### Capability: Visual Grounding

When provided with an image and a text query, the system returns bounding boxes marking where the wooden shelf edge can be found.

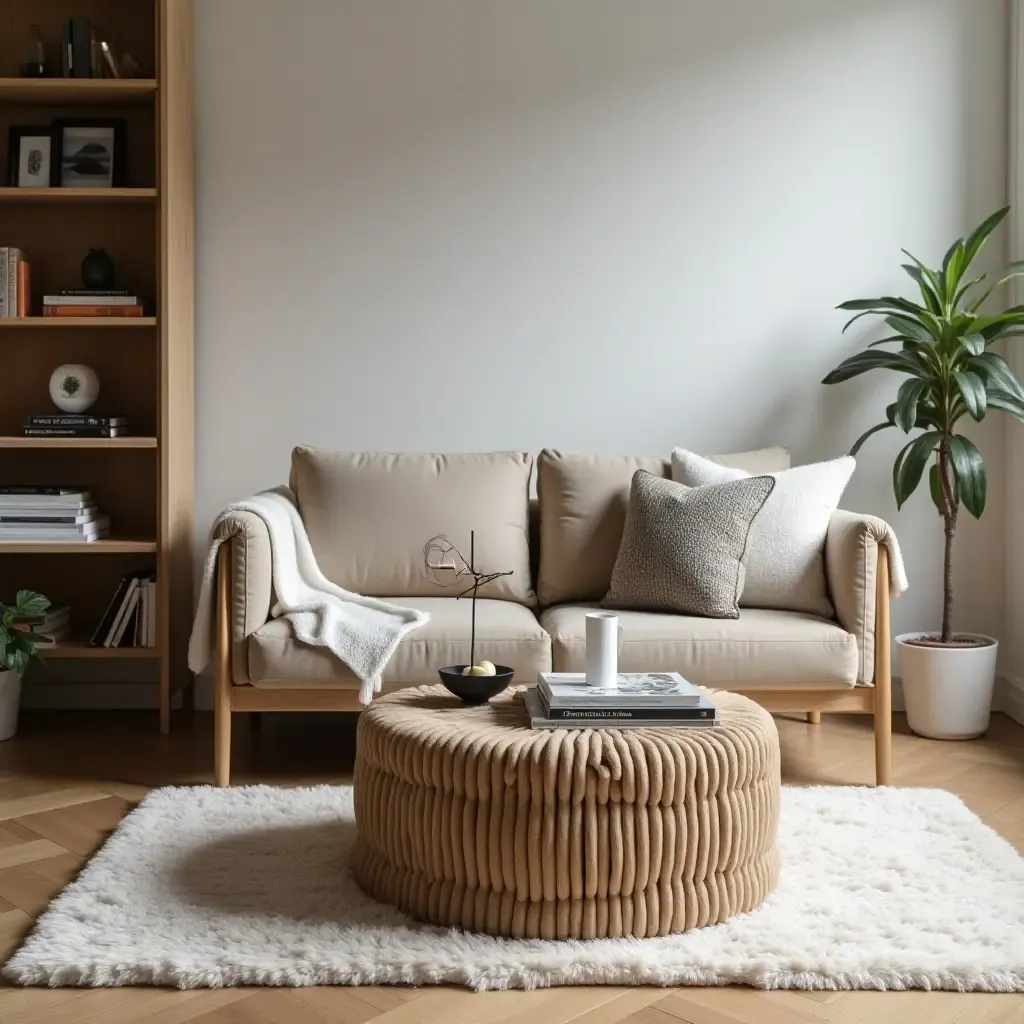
[0,539,157,554]
[41,642,162,660]
[0,78,157,103]
[0,437,157,449]
[0,188,157,202]
[0,317,157,328]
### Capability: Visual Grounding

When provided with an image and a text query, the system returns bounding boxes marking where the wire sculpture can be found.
[423,530,513,668]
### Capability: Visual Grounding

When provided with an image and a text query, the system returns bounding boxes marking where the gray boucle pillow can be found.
[603,470,775,618]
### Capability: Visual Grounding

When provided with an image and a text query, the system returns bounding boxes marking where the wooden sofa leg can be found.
[874,547,893,786]
[807,711,821,725]
[214,547,232,787]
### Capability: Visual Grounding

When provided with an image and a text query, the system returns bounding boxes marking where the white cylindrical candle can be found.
[585,612,619,688]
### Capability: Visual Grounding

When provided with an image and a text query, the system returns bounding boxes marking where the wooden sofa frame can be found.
[213,546,892,787]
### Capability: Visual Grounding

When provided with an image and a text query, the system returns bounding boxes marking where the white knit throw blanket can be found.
[188,488,429,705]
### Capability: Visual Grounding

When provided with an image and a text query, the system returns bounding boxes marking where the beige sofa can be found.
[211,446,894,785]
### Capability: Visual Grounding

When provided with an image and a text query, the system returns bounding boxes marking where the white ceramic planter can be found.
[897,633,998,740]
[0,670,22,742]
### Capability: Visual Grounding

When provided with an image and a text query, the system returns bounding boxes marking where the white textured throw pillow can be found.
[671,449,855,616]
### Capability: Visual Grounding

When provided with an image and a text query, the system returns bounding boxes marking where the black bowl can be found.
[438,665,515,704]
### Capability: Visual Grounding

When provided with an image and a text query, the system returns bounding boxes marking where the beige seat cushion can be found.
[536,448,790,607]
[247,597,551,687]
[291,448,535,604]
[540,604,858,688]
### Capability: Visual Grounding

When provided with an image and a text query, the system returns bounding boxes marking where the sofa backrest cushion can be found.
[536,447,791,607]
[291,447,536,604]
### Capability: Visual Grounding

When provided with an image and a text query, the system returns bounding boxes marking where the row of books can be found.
[90,571,157,648]
[22,416,129,439]
[43,291,146,318]
[0,487,109,541]
[525,672,718,730]
[0,249,31,317]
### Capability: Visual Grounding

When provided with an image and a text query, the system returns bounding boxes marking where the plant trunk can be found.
[938,442,957,643]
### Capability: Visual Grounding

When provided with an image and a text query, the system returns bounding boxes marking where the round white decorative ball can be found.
[49,364,100,413]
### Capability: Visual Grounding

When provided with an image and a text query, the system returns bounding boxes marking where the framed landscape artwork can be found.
[52,119,127,188]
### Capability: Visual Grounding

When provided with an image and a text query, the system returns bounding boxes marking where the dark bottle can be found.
[20,25,47,78]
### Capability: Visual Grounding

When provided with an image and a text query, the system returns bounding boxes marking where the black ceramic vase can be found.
[81,249,115,289]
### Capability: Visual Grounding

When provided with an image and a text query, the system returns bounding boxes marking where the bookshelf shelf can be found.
[0,437,158,449]
[0,539,157,555]
[43,640,162,660]
[0,317,158,328]
[0,78,157,105]
[0,188,157,203]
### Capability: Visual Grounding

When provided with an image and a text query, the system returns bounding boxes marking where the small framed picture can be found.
[53,119,127,188]
[7,126,55,188]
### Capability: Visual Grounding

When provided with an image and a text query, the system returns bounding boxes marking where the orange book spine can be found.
[42,305,145,317]
[16,261,30,317]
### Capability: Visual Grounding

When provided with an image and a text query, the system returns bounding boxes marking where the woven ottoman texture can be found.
[353,685,780,939]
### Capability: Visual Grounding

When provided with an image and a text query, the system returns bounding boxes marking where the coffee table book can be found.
[538,670,702,708]
[525,689,718,730]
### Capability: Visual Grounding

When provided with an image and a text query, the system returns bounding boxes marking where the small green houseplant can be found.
[0,590,52,742]
[823,206,1022,738]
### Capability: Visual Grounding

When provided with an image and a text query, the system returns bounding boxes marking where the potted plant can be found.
[823,206,1024,739]
[0,590,51,741]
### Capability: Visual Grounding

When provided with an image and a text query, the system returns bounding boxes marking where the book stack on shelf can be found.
[22,604,71,647]
[0,249,31,318]
[22,415,128,439]
[0,487,110,542]
[90,570,157,649]
[43,291,145,318]
[525,671,718,730]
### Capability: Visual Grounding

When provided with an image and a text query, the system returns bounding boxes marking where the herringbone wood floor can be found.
[0,709,1020,1024]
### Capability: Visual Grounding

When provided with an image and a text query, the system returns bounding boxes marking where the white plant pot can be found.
[0,670,22,742]
[897,633,998,740]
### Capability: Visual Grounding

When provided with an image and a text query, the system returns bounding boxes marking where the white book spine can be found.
[0,249,8,317]
[105,580,139,647]
[148,580,157,647]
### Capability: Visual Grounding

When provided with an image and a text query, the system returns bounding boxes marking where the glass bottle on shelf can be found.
[20,25,47,78]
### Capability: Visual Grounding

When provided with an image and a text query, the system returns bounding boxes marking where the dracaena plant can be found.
[823,206,1024,644]
[0,590,51,675]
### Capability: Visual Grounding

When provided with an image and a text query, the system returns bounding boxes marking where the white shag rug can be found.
[5,785,1023,993]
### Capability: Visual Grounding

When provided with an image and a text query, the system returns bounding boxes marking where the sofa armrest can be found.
[825,510,896,683]
[212,510,272,683]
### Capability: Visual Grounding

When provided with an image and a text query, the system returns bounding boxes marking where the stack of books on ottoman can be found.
[526,671,717,729]
[0,487,110,542]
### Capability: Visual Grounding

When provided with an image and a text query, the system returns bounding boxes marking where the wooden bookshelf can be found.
[0,1,194,731]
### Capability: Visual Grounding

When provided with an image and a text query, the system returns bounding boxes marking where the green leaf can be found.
[884,314,938,343]
[988,389,1024,422]
[850,421,893,456]
[952,370,987,420]
[941,239,967,299]
[958,333,986,356]
[948,435,986,517]
[7,647,28,675]
[962,206,1009,269]
[893,431,941,509]
[928,463,947,516]
[969,352,1024,400]
[14,590,49,617]
[894,378,928,433]
[901,263,942,313]
[822,350,919,386]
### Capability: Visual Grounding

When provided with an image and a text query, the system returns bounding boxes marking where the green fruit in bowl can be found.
[477,660,497,676]
[462,665,490,677]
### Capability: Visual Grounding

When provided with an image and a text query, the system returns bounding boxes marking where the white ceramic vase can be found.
[0,670,22,742]
[49,364,100,413]
[897,633,998,740]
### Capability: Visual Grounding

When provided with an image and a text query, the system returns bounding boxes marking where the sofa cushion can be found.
[291,448,535,604]
[537,448,791,607]
[540,603,858,688]
[604,471,775,618]
[247,597,551,687]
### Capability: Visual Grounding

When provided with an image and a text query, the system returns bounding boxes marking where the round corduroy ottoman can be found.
[352,685,780,939]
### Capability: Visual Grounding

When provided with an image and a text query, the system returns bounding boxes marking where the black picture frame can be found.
[6,126,56,188]
[52,118,127,188]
